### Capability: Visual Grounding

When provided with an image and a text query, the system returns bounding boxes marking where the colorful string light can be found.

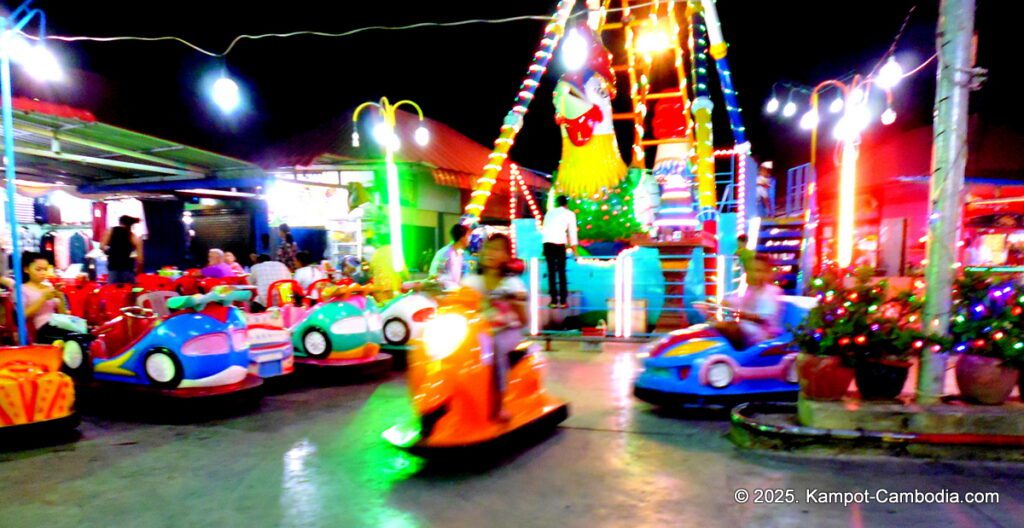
[463,0,576,221]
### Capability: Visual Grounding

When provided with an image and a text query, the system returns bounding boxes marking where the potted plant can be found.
[950,272,1022,405]
[852,281,940,400]
[793,267,855,401]
[796,267,938,401]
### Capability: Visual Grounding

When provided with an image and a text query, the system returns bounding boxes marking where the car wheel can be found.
[302,328,332,359]
[143,348,184,389]
[383,318,410,346]
[60,339,91,379]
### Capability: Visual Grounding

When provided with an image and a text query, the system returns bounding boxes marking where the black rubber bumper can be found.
[633,386,798,410]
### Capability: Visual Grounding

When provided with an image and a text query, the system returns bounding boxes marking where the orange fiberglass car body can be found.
[0,345,77,432]
[384,288,568,454]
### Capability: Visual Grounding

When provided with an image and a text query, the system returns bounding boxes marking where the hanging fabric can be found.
[69,232,88,265]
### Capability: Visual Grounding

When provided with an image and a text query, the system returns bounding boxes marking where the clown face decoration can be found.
[552,26,627,199]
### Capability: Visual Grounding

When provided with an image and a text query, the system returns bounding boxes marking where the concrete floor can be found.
[2,343,1023,528]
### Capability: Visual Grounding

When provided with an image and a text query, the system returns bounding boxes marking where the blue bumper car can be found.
[633,296,815,409]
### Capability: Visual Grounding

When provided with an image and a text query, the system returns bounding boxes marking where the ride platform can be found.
[730,398,1024,461]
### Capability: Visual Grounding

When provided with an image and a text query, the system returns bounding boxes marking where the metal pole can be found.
[0,24,29,345]
[919,0,975,404]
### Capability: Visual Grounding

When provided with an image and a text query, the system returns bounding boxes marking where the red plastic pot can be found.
[797,353,854,401]
[955,354,1019,405]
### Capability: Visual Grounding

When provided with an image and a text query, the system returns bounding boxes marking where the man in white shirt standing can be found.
[541,195,578,309]
[428,223,470,290]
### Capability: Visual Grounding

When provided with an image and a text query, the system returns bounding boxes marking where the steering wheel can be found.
[120,306,156,319]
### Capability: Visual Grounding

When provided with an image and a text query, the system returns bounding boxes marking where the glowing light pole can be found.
[351,98,429,273]
[800,73,898,268]
[1,0,62,344]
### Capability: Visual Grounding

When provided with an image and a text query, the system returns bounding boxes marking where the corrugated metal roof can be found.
[5,97,265,190]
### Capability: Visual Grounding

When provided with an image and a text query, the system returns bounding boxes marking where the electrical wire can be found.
[869,5,919,76]
[19,0,667,58]
[25,14,553,57]
[774,4,932,101]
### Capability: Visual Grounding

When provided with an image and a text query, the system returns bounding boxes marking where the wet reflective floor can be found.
[2,343,1023,528]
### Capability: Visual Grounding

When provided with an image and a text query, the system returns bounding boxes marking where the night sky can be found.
[12,1,1024,177]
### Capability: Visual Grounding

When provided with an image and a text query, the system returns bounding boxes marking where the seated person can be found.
[341,256,369,285]
[293,251,326,292]
[224,251,245,275]
[201,249,235,278]
[712,254,783,350]
[247,254,293,311]
[461,234,526,422]
[0,252,73,343]
[428,224,470,291]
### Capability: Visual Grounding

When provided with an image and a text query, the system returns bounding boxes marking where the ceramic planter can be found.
[797,353,854,401]
[854,359,911,400]
[955,354,1019,405]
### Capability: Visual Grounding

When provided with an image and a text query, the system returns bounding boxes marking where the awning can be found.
[3,97,266,193]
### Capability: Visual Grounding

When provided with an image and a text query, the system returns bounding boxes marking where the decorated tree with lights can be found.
[950,272,1024,368]
[794,267,944,366]
[554,169,646,241]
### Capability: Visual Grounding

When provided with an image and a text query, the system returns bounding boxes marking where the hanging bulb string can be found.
[771,4,927,103]
[18,0,669,58]
[868,5,918,77]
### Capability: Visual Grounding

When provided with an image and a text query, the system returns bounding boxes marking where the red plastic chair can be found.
[136,273,175,293]
[86,283,141,326]
[0,292,16,345]
[198,277,232,294]
[137,291,179,318]
[223,275,248,286]
[62,281,100,319]
[267,280,304,308]
[174,275,201,296]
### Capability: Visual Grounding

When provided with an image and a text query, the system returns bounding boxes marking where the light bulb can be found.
[211,76,241,113]
[372,122,391,145]
[562,29,588,71]
[829,96,844,114]
[765,97,780,114]
[636,27,671,54]
[834,106,871,141]
[799,109,819,130]
[881,107,897,125]
[22,45,63,82]
[782,101,797,118]
[351,132,360,148]
[876,57,903,89]
[414,125,430,146]
[849,87,866,105]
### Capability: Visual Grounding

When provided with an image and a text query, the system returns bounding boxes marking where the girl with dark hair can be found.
[461,233,527,421]
[0,252,74,342]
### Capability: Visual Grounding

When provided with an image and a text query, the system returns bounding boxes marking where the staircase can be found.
[756,217,805,294]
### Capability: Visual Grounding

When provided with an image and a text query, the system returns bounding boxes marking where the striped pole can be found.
[700,0,747,146]
[463,0,578,221]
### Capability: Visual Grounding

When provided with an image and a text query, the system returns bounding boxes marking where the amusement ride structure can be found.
[462,0,770,335]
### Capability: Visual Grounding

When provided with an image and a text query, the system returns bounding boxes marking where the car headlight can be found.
[423,314,468,361]
[706,362,734,389]
[331,316,368,335]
